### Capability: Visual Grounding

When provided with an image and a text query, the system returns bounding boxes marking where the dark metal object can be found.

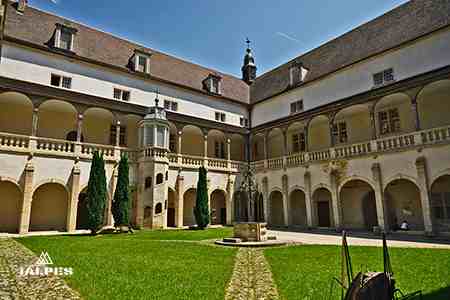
[329,232,422,300]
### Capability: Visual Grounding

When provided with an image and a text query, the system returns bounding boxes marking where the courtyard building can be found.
[0,0,449,237]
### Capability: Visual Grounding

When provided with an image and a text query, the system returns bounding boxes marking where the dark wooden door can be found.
[317,201,331,227]
[167,208,175,227]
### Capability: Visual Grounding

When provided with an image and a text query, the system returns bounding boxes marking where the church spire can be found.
[242,38,257,85]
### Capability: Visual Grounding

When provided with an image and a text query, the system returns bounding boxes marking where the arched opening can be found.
[251,133,265,161]
[76,187,89,230]
[267,128,283,158]
[417,80,450,129]
[119,114,141,148]
[233,191,248,222]
[30,183,69,231]
[269,190,284,226]
[208,129,227,159]
[312,188,333,227]
[83,107,114,145]
[340,180,378,230]
[430,175,450,233]
[308,115,331,151]
[385,179,424,231]
[230,134,245,161]
[287,122,307,154]
[210,189,226,225]
[156,173,164,185]
[0,181,21,233]
[333,104,371,145]
[183,188,196,226]
[0,92,33,135]
[289,189,307,227]
[155,203,163,214]
[37,100,77,140]
[167,188,177,227]
[375,93,414,137]
[181,125,203,157]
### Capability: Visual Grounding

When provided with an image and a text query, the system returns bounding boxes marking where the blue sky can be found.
[30,0,409,78]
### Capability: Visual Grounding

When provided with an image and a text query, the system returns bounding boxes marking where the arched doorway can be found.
[76,188,89,230]
[167,188,176,227]
[233,191,248,222]
[269,190,284,227]
[430,175,450,233]
[289,189,307,227]
[313,188,333,228]
[30,183,69,231]
[183,188,196,226]
[340,180,378,230]
[385,179,424,231]
[0,181,22,233]
[210,189,226,225]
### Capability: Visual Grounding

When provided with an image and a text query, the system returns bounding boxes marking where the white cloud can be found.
[276,32,300,43]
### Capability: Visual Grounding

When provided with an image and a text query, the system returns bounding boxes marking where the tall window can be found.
[214,141,226,159]
[332,122,348,144]
[59,29,73,51]
[378,108,400,135]
[290,100,304,115]
[291,132,306,153]
[110,125,126,146]
[373,68,395,86]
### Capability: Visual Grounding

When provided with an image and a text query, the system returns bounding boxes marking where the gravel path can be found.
[0,238,81,300]
[225,248,279,300]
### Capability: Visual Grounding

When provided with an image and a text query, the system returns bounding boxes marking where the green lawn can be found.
[265,245,450,300]
[17,228,235,300]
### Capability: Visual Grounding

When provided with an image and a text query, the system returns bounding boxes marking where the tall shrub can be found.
[112,155,130,227]
[86,151,107,234]
[194,166,209,229]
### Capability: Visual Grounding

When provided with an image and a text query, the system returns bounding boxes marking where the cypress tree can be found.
[86,151,107,234]
[112,155,130,228]
[194,166,209,229]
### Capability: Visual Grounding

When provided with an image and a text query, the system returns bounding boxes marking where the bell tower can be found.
[137,94,170,228]
[241,38,257,84]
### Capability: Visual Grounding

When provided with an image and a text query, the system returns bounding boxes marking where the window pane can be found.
[290,103,296,114]
[51,74,61,87]
[157,126,164,147]
[373,72,383,85]
[221,113,226,122]
[62,77,72,89]
[122,91,130,101]
[384,68,394,82]
[60,30,72,50]
[215,112,220,121]
[138,56,147,72]
[164,100,171,110]
[171,102,178,111]
[114,89,122,99]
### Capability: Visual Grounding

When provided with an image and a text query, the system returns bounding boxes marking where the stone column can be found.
[262,177,269,222]
[371,163,387,231]
[177,130,183,165]
[226,177,234,225]
[134,163,145,228]
[76,114,84,142]
[176,174,184,228]
[330,171,341,230]
[115,120,121,147]
[304,171,313,228]
[107,167,118,227]
[203,133,208,168]
[411,99,421,131]
[416,157,433,234]
[263,132,268,160]
[282,128,288,156]
[226,137,231,161]
[303,126,309,152]
[31,108,39,136]
[282,174,289,227]
[369,102,377,140]
[19,161,35,234]
[67,164,81,232]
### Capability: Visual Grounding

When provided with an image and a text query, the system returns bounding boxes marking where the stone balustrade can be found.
[253,124,450,172]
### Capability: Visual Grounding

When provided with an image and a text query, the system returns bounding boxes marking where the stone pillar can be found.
[416,157,433,234]
[330,171,341,230]
[19,161,35,234]
[282,128,288,156]
[176,174,184,228]
[304,126,309,152]
[134,163,145,228]
[107,167,118,227]
[76,114,84,142]
[226,177,234,225]
[304,171,313,228]
[329,121,335,147]
[177,130,183,165]
[226,138,231,161]
[411,99,421,131]
[203,133,208,168]
[282,174,289,227]
[31,108,39,136]
[67,164,81,232]
[369,102,377,140]
[371,163,387,231]
[263,132,268,160]
[262,177,269,222]
[115,120,121,147]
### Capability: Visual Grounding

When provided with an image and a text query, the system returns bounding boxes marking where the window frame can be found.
[54,24,77,52]
[113,88,131,101]
[378,107,401,135]
[50,74,72,89]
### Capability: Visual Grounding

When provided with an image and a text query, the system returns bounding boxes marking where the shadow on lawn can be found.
[422,286,450,300]
[269,227,450,245]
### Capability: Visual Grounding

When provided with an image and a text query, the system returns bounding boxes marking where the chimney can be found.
[17,0,28,13]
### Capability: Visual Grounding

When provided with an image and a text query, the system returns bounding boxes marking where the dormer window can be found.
[54,24,77,52]
[289,63,309,86]
[204,74,222,95]
[132,51,151,74]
